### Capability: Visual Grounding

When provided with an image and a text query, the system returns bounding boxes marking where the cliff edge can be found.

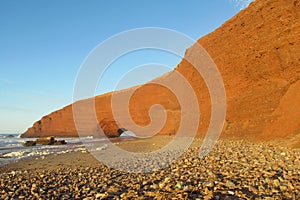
[21,0,300,147]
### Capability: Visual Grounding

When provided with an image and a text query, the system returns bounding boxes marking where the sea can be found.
[0,132,137,166]
[0,133,106,166]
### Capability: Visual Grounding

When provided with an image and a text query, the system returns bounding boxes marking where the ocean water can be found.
[0,134,106,166]
[0,132,139,166]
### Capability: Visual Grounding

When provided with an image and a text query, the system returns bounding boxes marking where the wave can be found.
[0,134,19,139]
[0,137,106,166]
[119,131,137,138]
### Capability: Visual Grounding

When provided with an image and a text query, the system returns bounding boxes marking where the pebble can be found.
[228,190,235,195]
[225,180,236,188]
[204,182,214,188]
[176,183,182,189]
[0,140,299,199]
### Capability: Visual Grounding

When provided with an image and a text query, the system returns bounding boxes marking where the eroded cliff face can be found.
[22,0,300,146]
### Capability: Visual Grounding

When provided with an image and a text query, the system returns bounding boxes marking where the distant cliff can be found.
[21,0,300,147]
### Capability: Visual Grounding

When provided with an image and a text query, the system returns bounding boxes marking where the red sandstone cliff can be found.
[21,0,300,146]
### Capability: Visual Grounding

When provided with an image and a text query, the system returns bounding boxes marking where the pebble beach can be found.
[0,136,299,199]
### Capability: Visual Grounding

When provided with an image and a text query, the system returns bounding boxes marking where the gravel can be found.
[0,139,299,199]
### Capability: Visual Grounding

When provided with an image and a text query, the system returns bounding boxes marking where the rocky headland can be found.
[21,0,300,149]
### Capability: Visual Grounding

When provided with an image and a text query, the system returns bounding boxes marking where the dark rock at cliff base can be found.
[23,137,67,146]
[117,128,128,135]
[24,141,36,147]
[36,137,55,145]
[54,140,67,145]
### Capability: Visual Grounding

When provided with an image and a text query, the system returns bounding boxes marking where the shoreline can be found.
[1,135,299,172]
[0,136,299,199]
[0,135,174,172]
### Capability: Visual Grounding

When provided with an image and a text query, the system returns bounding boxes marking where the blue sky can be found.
[0,0,252,134]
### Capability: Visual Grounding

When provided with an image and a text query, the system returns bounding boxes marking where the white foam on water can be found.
[120,131,137,138]
[0,136,105,166]
[2,151,25,158]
